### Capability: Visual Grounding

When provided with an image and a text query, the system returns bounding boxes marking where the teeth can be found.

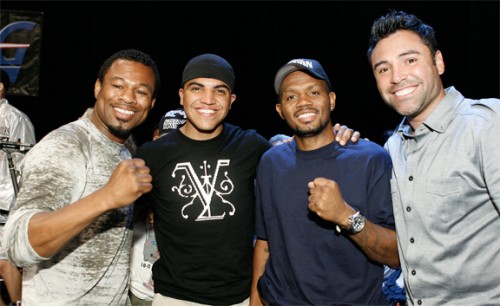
[298,112,315,119]
[115,108,134,115]
[199,109,215,114]
[395,87,414,97]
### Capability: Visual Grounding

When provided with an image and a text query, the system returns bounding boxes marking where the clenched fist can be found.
[102,158,153,209]
[307,177,355,228]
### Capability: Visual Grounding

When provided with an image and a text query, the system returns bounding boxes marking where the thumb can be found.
[311,177,329,186]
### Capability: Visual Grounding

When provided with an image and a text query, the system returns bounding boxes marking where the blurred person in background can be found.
[0,69,36,305]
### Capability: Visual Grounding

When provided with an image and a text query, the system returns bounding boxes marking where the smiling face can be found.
[178,77,236,140]
[92,59,156,143]
[276,71,335,143]
[370,30,445,128]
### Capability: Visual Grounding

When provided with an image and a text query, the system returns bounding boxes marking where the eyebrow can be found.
[108,76,153,90]
[187,81,230,91]
[373,49,421,71]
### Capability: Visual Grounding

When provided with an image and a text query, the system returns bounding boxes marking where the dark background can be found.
[2,1,499,146]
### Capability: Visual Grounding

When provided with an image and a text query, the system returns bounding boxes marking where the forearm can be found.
[349,220,399,268]
[28,189,114,258]
[26,158,150,258]
[250,239,269,306]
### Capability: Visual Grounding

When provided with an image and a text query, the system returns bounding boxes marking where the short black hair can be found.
[367,10,439,64]
[97,49,161,98]
[0,69,10,92]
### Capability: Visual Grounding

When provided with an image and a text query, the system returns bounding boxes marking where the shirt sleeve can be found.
[480,99,500,211]
[254,158,268,241]
[4,129,87,266]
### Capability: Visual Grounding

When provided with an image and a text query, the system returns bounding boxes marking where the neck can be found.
[179,122,223,141]
[295,127,336,151]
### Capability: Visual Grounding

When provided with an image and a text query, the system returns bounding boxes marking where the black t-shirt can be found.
[136,123,271,304]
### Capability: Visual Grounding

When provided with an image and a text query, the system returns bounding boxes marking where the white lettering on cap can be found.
[288,59,313,68]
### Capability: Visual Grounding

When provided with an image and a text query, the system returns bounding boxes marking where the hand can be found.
[307,177,355,227]
[102,158,152,209]
[333,123,361,145]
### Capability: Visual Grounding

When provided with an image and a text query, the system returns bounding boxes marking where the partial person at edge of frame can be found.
[0,68,36,306]
[367,9,500,306]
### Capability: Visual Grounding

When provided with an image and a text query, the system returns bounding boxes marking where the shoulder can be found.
[263,140,292,155]
[447,87,500,120]
[469,98,500,118]
[223,123,272,148]
[44,120,91,144]
[463,98,500,144]
[138,138,160,150]
[137,131,175,154]
[453,97,500,137]
[27,120,92,161]
[223,122,258,137]
[349,138,389,154]
[343,139,392,166]
[1,101,32,121]
[259,141,294,168]
[21,121,93,179]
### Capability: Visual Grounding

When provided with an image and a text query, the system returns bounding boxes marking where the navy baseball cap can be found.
[274,58,331,94]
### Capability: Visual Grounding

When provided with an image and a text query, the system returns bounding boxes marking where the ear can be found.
[94,80,101,99]
[275,103,285,120]
[150,98,156,110]
[228,94,237,110]
[329,92,336,111]
[179,88,184,106]
[435,50,445,75]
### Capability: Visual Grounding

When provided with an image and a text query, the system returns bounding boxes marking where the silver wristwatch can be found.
[347,211,365,234]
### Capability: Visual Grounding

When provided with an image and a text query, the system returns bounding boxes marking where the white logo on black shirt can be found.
[172,160,235,221]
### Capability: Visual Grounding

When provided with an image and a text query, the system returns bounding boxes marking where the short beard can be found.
[108,124,131,141]
[292,119,329,138]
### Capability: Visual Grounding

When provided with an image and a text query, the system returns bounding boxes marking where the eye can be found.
[407,57,418,64]
[377,67,389,74]
[112,84,123,89]
[190,86,201,92]
[285,94,297,101]
[136,90,149,96]
[214,86,231,96]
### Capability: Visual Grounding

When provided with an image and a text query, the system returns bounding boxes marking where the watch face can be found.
[353,215,365,232]
[349,212,365,234]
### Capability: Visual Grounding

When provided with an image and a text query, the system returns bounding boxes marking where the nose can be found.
[390,65,408,84]
[297,94,313,107]
[119,87,136,104]
[200,89,216,104]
